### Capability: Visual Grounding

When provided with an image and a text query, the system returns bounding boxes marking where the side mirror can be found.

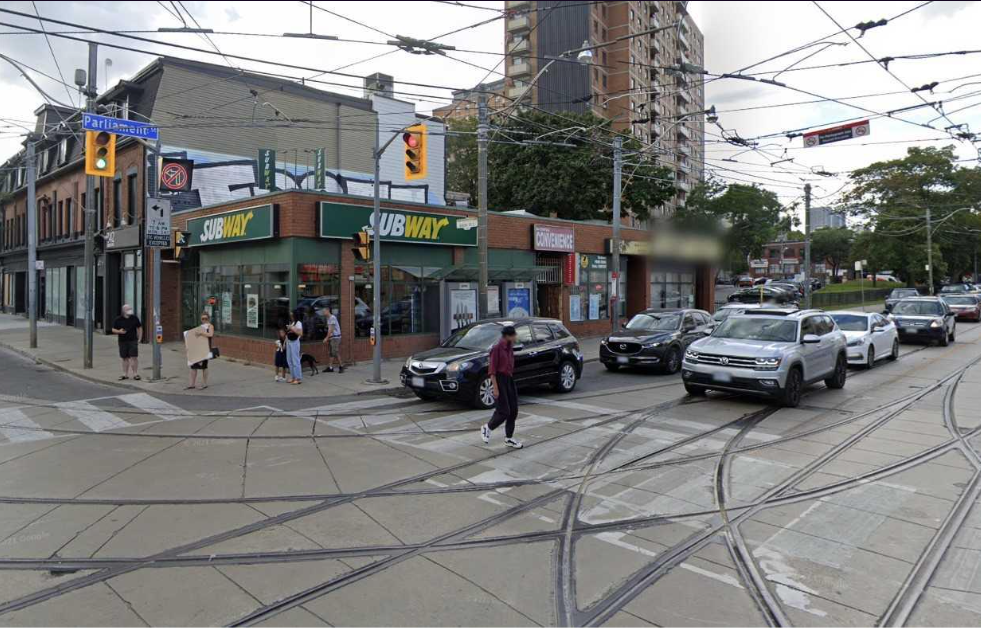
[683,325,696,333]
[801,334,821,344]
[621,321,627,329]
[513,344,525,351]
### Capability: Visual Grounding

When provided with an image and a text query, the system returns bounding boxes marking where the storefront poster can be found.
[246,294,259,329]
[187,204,276,246]
[487,285,500,316]
[507,288,531,318]
[221,292,232,325]
[450,289,477,331]
[589,293,600,320]
[319,202,477,246]
[570,294,582,322]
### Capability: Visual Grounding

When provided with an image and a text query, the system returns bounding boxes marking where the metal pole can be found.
[149,137,161,381]
[370,129,384,383]
[926,205,934,295]
[83,42,97,369]
[803,183,812,309]
[612,136,622,330]
[26,135,37,349]
[477,96,489,319]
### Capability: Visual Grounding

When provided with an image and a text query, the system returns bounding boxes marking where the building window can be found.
[184,262,292,341]
[112,178,121,227]
[126,173,137,226]
[65,198,73,236]
[57,139,68,165]
[651,267,695,309]
[296,263,340,341]
[122,251,143,321]
[57,200,63,238]
[354,266,441,337]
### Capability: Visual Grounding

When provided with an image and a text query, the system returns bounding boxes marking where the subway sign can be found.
[319,202,476,246]
[186,204,276,247]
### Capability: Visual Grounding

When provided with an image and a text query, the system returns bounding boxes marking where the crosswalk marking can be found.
[0,408,53,443]
[54,400,130,432]
[117,392,190,420]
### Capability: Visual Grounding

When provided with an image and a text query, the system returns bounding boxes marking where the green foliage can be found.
[811,227,853,280]
[443,110,676,221]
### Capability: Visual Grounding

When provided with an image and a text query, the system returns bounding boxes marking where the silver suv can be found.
[682,308,848,407]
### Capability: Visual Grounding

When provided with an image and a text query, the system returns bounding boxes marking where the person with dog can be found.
[322,305,344,373]
[285,309,304,385]
[187,311,214,390]
[480,325,523,449]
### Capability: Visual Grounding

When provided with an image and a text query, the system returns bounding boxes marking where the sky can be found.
[1,0,980,218]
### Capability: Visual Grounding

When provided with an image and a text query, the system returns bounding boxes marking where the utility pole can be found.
[803,183,812,309]
[926,205,934,295]
[82,43,97,369]
[369,128,384,384]
[477,95,489,319]
[26,135,37,349]
[611,136,622,330]
[149,137,162,381]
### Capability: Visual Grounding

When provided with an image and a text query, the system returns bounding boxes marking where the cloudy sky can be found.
[1,1,979,214]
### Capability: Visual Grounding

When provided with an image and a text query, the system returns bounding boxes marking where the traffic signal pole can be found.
[149,137,162,381]
[83,42,97,369]
[26,135,37,349]
[477,96,489,319]
[804,183,812,310]
[611,137,622,331]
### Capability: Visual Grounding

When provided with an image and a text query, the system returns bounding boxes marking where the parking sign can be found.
[145,198,172,248]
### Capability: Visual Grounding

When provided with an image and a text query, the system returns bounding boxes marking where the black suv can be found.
[600,308,713,373]
[400,318,584,409]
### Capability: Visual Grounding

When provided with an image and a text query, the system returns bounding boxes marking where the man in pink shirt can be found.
[481,325,523,449]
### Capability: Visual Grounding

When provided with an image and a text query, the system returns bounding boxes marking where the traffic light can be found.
[403,124,427,180]
[173,230,191,261]
[352,230,371,262]
[84,131,116,177]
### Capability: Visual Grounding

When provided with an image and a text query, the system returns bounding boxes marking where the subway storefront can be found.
[166,191,716,364]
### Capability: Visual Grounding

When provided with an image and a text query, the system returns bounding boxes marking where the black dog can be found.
[301,353,319,376]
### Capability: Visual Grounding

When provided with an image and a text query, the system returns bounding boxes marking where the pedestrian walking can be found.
[187,312,214,390]
[111,304,142,381]
[285,309,304,385]
[322,305,344,373]
[480,325,523,449]
[274,327,289,382]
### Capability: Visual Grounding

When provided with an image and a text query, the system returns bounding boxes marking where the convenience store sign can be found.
[187,204,275,246]
[319,202,476,247]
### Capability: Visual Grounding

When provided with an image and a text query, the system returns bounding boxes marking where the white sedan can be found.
[830,311,899,369]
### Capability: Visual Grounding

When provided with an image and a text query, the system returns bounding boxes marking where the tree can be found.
[443,110,676,221]
[811,227,853,283]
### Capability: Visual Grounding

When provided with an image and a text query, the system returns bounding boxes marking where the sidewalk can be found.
[0,313,603,398]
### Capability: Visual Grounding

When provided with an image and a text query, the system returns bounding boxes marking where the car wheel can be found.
[554,361,578,393]
[604,363,620,372]
[865,345,875,370]
[684,382,706,396]
[950,324,956,343]
[413,390,437,401]
[473,375,496,410]
[825,354,847,389]
[940,330,949,347]
[781,368,802,408]
[889,339,899,361]
[663,346,682,375]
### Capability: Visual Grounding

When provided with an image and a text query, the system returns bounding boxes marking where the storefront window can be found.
[184,262,291,340]
[296,263,340,341]
[354,266,440,338]
[575,255,610,320]
[651,266,696,310]
[122,251,142,321]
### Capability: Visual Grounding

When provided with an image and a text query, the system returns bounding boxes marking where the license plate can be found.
[712,371,733,383]
[905,328,918,334]
[616,357,629,364]
[411,377,425,388]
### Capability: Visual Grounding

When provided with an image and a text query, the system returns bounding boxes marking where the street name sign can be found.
[81,113,159,141]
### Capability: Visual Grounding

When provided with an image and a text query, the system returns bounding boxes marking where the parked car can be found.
[830,312,899,369]
[600,309,713,373]
[888,297,956,346]
[681,308,848,407]
[728,286,799,306]
[884,288,920,313]
[940,283,974,295]
[735,276,754,288]
[712,302,794,325]
[770,281,805,298]
[753,277,768,286]
[940,294,981,321]
[400,318,583,409]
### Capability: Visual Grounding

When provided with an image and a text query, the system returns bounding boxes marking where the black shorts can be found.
[118,340,139,359]
[275,351,288,368]
[191,360,209,370]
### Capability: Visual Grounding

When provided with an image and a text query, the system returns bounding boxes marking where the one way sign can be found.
[145,198,172,248]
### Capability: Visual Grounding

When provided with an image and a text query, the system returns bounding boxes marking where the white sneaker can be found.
[480,424,491,444]
[504,437,523,449]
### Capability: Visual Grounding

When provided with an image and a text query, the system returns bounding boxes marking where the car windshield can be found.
[944,296,977,305]
[892,301,943,316]
[831,314,868,331]
[625,313,681,331]
[441,324,502,350]
[941,285,968,293]
[713,308,743,322]
[890,289,918,298]
[713,317,798,342]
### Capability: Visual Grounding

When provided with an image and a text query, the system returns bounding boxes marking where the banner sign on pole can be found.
[803,120,870,148]
[314,148,326,189]
[258,149,277,190]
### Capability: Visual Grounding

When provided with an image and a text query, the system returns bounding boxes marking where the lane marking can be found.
[54,401,129,432]
[0,409,54,443]
[116,393,190,421]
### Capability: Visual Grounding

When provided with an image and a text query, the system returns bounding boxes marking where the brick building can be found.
[163,190,717,365]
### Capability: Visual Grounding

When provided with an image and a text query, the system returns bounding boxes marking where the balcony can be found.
[676,90,692,105]
[678,144,692,156]
[675,178,691,192]
[510,61,532,77]
[679,29,690,50]
[507,15,530,31]
[507,83,529,99]
[676,124,691,139]
[506,0,529,7]
[511,38,529,54]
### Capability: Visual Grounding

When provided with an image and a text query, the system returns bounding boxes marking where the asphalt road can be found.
[3,328,981,626]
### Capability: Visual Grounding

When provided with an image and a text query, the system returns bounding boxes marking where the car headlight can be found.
[847,337,867,347]
[600,339,608,346]
[404,357,413,369]
[642,341,662,349]
[930,319,943,328]
[446,361,471,374]
[754,357,781,370]
[685,349,699,361]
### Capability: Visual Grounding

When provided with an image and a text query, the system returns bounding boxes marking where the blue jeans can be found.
[286,339,302,381]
